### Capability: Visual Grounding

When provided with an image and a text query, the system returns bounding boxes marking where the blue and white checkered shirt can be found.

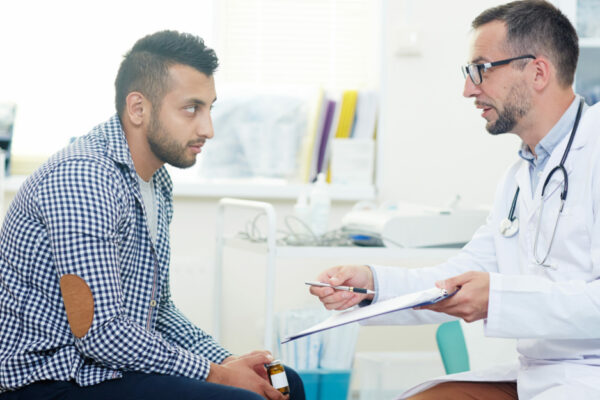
[0,115,230,392]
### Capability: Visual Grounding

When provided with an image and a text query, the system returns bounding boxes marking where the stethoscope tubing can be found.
[502,98,585,267]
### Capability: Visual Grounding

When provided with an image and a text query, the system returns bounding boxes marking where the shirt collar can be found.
[104,114,136,170]
[518,95,582,163]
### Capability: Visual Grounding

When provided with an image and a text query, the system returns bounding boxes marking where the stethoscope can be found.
[499,98,584,267]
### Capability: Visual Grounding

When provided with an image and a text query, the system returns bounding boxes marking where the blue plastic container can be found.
[298,370,320,400]
[297,369,351,400]
[319,370,351,400]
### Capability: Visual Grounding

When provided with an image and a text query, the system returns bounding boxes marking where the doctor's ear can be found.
[124,92,149,127]
[530,57,552,91]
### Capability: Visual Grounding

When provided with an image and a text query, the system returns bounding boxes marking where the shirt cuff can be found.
[368,264,380,303]
[484,271,503,336]
[171,348,212,380]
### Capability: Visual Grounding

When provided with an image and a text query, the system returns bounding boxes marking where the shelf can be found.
[580,38,600,48]
[4,175,376,201]
[173,178,376,200]
[223,236,460,259]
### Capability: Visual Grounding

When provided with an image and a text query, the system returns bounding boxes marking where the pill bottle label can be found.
[270,371,289,389]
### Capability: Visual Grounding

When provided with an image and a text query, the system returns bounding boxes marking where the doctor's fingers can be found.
[315,265,345,283]
[333,294,365,311]
[320,291,362,310]
[309,285,335,298]
[328,265,370,285]
[420,298,485,322]
[417,293,461,313]
[439,271,488,292]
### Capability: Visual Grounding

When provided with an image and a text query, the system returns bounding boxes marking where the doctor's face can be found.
[462,21,532,135]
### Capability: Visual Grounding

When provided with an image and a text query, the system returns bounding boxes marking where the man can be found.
[0,31,304,400]
[311,1,600,399]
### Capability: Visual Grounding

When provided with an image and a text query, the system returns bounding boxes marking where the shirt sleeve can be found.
[37,159,213,380]
[156,275,231,364]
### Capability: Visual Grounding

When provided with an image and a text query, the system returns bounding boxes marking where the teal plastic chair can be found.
[436,321,470,374]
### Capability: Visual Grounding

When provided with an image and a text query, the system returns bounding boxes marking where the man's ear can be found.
[531,57,552,92]
[124,92,148,127]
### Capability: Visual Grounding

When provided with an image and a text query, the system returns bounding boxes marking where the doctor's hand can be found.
[309,265,374,311]
[208,351,287,400]
[417,271,489,323]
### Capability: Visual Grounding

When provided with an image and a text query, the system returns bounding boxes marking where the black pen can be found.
[305,281,376,295]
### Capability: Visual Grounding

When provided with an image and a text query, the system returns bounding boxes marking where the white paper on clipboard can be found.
[282,287,453,344]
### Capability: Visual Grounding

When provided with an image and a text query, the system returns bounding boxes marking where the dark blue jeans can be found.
[2,367,305,400]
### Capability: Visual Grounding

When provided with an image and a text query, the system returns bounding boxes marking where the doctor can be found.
[310,1,600,399]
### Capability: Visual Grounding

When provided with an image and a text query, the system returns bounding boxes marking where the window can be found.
[214,0,379,89]
[1,0,379,186]
[0,0,215,159]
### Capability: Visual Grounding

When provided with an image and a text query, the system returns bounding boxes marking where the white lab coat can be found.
[364,102,600,400]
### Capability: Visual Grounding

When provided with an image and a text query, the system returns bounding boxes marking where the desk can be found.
[214,198,460,351]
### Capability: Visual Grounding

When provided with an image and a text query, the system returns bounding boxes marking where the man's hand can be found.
[309,265,374,310]
[208,351,287,400]
[418,271,490,322]
[222,351,271,381]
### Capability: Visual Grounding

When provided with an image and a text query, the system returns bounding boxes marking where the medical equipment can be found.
[341,204,488,248]
[499,98,584,267]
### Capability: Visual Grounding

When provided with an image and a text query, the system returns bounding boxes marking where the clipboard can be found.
[281,287,454,344]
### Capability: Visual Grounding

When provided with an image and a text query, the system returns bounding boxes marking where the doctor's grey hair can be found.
[472,0,578,88]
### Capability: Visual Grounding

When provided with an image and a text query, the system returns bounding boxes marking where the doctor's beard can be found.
[482,82,531,135]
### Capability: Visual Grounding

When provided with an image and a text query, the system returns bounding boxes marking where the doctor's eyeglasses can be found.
[462,54,536,85]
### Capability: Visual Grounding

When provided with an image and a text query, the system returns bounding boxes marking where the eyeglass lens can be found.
[467,64,481,85]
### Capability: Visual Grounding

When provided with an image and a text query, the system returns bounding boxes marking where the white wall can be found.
[379,0,520,208]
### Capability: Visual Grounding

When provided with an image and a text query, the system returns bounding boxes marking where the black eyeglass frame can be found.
[462,54,536,85]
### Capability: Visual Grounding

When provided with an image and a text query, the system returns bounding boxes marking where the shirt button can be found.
[150,299,157,307]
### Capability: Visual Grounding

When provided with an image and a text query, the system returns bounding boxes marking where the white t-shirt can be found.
[137,174,158,244]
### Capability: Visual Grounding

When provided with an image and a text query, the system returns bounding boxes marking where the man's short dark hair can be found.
[115,30,219,118]
[473,0,578,88]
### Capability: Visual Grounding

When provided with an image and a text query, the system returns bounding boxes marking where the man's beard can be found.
[147,114,196,169]
[485,83,531,135]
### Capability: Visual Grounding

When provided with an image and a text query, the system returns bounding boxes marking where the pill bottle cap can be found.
[265,360,282,368]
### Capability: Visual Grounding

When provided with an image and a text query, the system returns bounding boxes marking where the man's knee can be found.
[283,366,305,400]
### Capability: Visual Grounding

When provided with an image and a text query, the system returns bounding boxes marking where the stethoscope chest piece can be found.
[499,217,519,237]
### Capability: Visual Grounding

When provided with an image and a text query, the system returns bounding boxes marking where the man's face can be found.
[147,64,216,168]
[463,21,532,135]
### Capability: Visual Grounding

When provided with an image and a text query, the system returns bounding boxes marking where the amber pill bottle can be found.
[265,360,290,395]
